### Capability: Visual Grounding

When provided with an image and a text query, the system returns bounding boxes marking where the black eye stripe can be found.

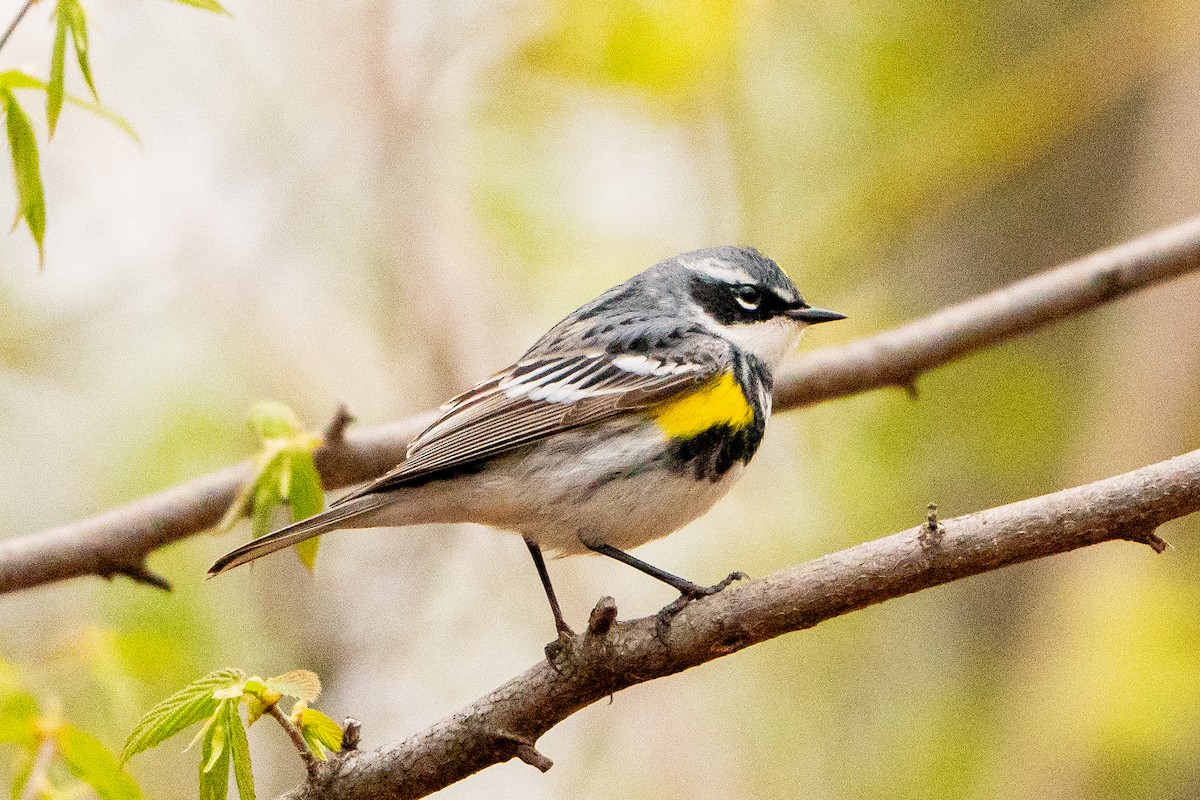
[689,275,791,324]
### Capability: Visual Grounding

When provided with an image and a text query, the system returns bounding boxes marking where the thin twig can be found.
[322,405,356,447]
[339,719,361,752]
[101,561,172,591]
[3,216,1200,596]
[585,596,617,637]
[279,448,1200,800]
[266,704,320,779]
[0,0,37,57]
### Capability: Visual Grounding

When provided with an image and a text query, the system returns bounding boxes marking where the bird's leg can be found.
[585,543,746,637]
[525,538,575,650]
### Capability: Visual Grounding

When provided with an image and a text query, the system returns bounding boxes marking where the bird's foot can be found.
[654,571,748,641]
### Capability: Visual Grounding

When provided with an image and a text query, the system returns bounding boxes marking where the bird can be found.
[209,246,844,639]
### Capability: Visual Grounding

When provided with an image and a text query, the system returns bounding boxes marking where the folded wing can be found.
[334,350,720,503]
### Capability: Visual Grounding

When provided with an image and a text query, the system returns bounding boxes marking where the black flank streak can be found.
[668,421,765,482]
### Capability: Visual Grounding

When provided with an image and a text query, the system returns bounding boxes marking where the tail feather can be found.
[208,495,385,576]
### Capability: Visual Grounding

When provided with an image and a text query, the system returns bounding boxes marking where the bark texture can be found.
[283,449,1197,800]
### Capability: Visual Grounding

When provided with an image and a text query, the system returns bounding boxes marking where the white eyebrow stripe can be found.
[682,257,755,285]
[772,286,800,304]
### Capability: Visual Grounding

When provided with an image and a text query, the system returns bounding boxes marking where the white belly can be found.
[402,417,748,556]
[531,464,744,556]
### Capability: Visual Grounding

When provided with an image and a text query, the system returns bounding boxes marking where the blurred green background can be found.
[3,0,1200,797]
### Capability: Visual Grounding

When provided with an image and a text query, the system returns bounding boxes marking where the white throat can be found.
[700,315,805,369]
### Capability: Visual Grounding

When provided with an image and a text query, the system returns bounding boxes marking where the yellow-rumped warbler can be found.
[210,247,844,636]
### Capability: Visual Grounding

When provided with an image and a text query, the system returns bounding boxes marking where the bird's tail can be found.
[208,495,386,576]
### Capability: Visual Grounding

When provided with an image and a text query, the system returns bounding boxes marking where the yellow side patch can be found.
[653,372,754,438]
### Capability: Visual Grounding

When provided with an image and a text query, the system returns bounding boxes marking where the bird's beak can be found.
[786,306,847,325]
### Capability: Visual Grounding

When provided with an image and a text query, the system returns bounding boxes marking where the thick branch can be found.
[3,216,1200,595]
[283,449,1200,800]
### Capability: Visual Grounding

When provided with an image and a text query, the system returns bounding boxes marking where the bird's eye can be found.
[733,284,762,311]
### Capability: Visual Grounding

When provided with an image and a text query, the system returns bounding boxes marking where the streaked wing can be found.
[333,351,718,503]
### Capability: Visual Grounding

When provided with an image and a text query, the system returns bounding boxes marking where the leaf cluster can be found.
[0,661,141,800]
[122,668,343,800]
[218,402,328,570]
[1,0,227,264]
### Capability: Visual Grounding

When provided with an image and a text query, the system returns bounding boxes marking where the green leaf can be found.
[181,705,220,754]
[292,537,319,572]
[121,668,246,764]
[0,71,42,90]
[48,2,67,136]
[264,670,320,703]
[9,746,35,800]
[167,0,231,14]
[223,702,254,800]
[0,693,38,748]
[222,402,325,551]
[48,0,98,135]
[276,456,293,505]
[250,458,285,539]
[236,681,270,729]
[65,0,98,102]
[0,70,138,143]
[295,707,341,760]
[287,454,324,569]
[198,704,230,800]
[288,454,324,521]
[217,478,255,534]
[242,696,267,727]
[249,402,301,441]
[202,707,227,773]
[0,663,39,750]
[3,89,45,264]
[239,679,277,727]
[57,725,143,800]
[0,659,22,693]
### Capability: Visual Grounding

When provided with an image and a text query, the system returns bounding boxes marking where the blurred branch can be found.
[3,215,1200,595]
[0,415,435,594]
[281,449,1199,800]
[0,0,36,57]
[774,215,1200,407]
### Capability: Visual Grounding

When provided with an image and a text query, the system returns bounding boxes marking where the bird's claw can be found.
[654,571,748,641]
[699,570,749,597]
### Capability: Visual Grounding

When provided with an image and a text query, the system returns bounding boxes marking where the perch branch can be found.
[2,216,1200,595]
[281,448,1200,800]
